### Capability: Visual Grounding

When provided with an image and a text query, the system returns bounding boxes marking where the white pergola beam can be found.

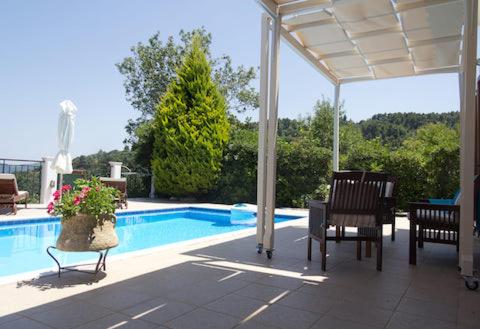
[339,65,459,84]
[285,17,337,32]
[279,0,330,15]
[333,84,340,171]
[459,0,477,277]
[257,0,279,17]
[280,27,338,84]
[256,13,271,248]
[396,0,461,12]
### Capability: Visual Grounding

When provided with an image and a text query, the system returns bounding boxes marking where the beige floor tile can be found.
[74,313,157,329]
[343,289,403,311]
[254,275,304,290]
[234,283,290,303]
[297,281,351,299]
[205,293,266,320]
[0,317,51,329]
[253,304,320,329]
[325,300,393,328]
[396,297,457,323]
[122,297,195,325]
[164,308,239,329]
[277,291,341,315]
[28,300,113,329]
[386,311,456,329]
[85,289,154,311]
[0,314,22,326]
[310,315,378,329]
[166,277,249,306]
[235,320,278,329]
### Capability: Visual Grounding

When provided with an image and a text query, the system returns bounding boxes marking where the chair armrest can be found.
[409,202,459,211]
[309,200,328,239]
[408,202,460,228]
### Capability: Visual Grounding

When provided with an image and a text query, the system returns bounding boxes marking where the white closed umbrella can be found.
[52,100,77,188]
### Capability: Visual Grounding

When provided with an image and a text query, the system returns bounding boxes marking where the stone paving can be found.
[0,202,478,328]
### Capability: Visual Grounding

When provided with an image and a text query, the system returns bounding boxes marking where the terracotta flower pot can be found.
[56,213,119,252]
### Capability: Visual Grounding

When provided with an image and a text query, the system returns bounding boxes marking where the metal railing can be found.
[122,170,152,198]
[0,158,43,203]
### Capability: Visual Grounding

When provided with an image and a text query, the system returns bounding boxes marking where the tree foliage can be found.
[117,28,257,154]
[152,36,230,196]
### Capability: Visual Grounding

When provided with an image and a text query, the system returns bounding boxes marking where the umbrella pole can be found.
[59,173,63,191]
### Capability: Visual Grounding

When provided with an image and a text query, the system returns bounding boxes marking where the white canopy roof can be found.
[258,0,466,84]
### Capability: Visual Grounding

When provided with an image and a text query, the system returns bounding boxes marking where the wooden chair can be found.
[361,175,397,257]
[408,201,460,265]
[100,177,128,209]
[0,173,29,215]
[308,171,388,271]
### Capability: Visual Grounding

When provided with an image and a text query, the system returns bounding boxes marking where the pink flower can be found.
[73,196,81,206]
[61,185,72,192]
[47,202,55,214]
[53,190,61,201]
[79,186,91,199]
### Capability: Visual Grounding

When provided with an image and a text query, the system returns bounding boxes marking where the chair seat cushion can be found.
[330,214,376,227]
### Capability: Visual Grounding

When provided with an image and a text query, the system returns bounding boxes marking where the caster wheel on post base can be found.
[266,250,273,259]
[256,244,263,254]
[465,277,479,290]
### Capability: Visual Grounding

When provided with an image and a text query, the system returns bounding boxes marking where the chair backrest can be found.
[329,171,388,215]
[0,174,19,195]
[385,176,396,198]
[99,177,127,194]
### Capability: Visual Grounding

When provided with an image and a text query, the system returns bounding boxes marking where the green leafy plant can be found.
[152,34,230,196]
[47,177,119,222]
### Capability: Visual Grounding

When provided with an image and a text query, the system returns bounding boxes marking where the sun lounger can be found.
[0,173,29,215]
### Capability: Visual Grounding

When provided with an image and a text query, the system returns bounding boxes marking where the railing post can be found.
[109,162,122,179]
[40,157,57,204]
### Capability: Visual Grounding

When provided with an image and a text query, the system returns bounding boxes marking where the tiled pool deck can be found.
[0,200,479,329]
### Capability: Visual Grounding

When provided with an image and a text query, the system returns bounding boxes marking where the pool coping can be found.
[0,204,308,284]
[0,204,306,226]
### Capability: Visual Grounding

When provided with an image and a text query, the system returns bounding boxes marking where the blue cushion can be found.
[428,198,455,205]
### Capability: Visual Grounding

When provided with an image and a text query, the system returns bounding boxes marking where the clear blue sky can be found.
[0,0,460,160]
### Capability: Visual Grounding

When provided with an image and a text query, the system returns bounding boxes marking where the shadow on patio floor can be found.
[0,222,478,329]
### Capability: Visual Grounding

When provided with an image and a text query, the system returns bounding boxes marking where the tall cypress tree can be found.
[152,35,229,196]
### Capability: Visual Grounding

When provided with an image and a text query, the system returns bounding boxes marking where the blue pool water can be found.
[0,207,300,278]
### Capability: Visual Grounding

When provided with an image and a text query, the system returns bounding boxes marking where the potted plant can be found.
[48,177,120,252]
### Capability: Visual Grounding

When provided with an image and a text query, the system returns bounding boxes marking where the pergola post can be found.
[263,13,281,254]
[333,84,340,172]
[459,0,477,277]
[256,13,271,249]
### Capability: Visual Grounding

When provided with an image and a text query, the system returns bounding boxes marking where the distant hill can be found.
[73,148,136,176]
[358,111,459,147]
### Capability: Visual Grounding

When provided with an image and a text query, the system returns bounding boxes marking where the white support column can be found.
[264,13,281,252]
[109,162,123,179]
[257,13,271,247]
[40,157,57,204]
[459,0,477,277]
[333,84,341,172]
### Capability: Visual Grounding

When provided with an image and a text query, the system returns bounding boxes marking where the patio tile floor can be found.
[0,209,478,329]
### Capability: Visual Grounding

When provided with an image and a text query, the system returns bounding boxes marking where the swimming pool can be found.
[0,207,301,278]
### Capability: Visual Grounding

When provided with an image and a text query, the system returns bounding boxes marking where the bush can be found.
[207,129,331,208]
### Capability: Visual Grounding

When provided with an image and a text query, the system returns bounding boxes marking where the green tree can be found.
[152,36,230,196]
[117,28,257,167]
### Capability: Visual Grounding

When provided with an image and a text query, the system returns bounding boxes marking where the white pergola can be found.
[255,0,478,278]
